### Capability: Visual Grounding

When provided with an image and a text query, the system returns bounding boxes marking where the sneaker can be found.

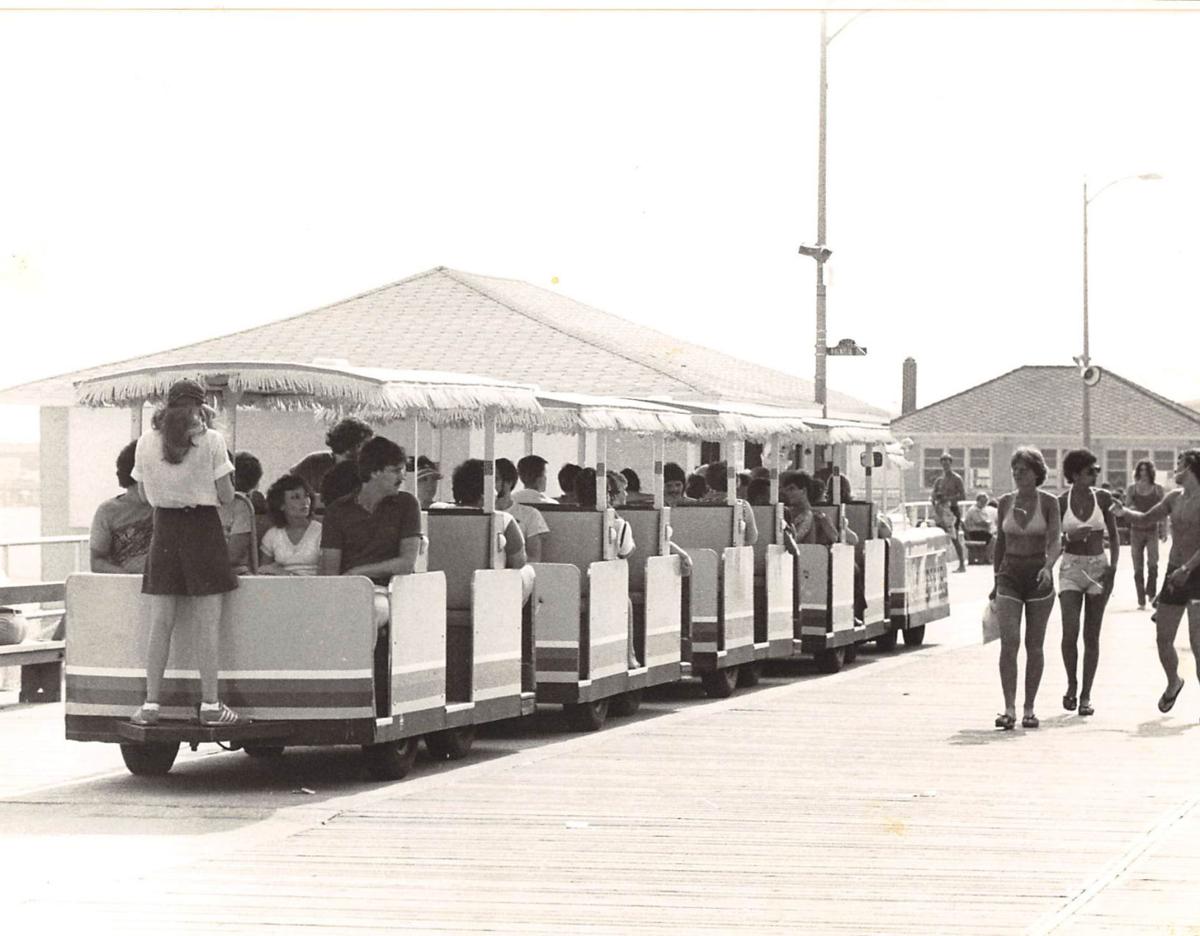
[1138,602,1146,611]
[130,704,160,726]
[199,702,245,727]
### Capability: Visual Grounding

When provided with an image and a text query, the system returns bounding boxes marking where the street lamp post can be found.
[801,11,863,421]
[1081,172,1160,449]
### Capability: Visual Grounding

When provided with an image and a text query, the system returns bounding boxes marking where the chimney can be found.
[901,357,917,415]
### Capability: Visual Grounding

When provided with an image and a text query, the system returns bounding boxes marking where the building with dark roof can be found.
[891,365,1200,497]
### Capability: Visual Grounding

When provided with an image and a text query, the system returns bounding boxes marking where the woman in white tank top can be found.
[1056,449,1119,718]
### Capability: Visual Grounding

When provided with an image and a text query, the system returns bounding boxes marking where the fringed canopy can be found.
[632,398,811,442]
[804,418,895,446]
[73,361,545,429]
[535,392,704,438]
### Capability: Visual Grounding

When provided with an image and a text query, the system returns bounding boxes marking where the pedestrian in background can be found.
[1126,459,1167,610]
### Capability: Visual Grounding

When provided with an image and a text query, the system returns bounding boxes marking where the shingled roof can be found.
[891,365,1200,438]
[2,267,887,419]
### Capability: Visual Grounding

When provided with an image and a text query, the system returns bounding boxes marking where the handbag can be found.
[981,599,1001,644]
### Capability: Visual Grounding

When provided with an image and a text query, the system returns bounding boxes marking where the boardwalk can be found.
[4,570,1199,934]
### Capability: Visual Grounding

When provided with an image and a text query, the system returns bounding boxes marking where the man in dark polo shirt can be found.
[319,436,423,612]
[319,436,422,715]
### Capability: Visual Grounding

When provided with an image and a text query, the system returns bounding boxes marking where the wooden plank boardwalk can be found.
[6,581,1200,934]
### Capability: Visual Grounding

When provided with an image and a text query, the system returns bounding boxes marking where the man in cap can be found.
[931,451,968,572]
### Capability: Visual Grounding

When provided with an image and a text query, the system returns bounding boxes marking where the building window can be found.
[924,447,963,488]
[1106,449,1129,490]
[1154,450,1176,476]
[1041,448,1059,489]
[967,447,990,492]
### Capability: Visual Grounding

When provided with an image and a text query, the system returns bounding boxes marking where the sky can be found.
[2,1,1199,442]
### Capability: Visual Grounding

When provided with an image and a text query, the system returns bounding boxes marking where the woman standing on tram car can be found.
[992,447,1062,730]
[1113,449,1200,715]
[1057,449,1119,718]
[129,379,244,727]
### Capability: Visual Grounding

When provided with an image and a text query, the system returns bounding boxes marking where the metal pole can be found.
[815,11,829,420]
[1082,180,1091,451]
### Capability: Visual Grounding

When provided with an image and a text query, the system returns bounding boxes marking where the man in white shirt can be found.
[496,458,551,563]
[512,455,558,505]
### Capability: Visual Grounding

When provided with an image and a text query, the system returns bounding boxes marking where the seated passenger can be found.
[814,464,853,504]
[514,455,558,504]
[620,468,656,506]
[685,472,709,501]
[416,455,447,510]
[496,457,550,563]
[292,417,374,512]
[452,458,535,603]
[320,458,362,509]
[701,461,759,546]
[964,492,998,539]
[557,462,581,505]
[736,471,752,502]
[746,477,772,506]
[258,474,322,575]
[576,468,636,558]
[318,436,422,627]
[218,456,257,574]
[234,451,268,523]
[663,462,696,507]
[780,470,864,622]
[89,440,154,575]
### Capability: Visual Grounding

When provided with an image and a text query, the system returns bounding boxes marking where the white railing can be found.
[0,535,89,588]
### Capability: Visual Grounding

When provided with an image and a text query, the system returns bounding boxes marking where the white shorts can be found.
[1059,553,1109,596]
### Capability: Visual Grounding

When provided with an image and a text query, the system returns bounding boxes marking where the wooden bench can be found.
[1,581,67,703]
[0,641,65,703]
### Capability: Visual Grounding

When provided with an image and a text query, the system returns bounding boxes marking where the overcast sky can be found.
[2,1,1198,441]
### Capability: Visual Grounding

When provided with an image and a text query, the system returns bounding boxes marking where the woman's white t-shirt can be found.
[260,521,323,576]
[132,427,234,509]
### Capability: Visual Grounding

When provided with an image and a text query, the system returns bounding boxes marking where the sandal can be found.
[198,701,246,727]
[1062,693,1077,712]
[1022,713,1040,729]
[995,713,1016,730]
[1078,699,1094,717]
[130,703,160,727]
[1158,679,1184,714]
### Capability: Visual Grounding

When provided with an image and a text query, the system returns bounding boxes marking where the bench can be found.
[0,640,65,703]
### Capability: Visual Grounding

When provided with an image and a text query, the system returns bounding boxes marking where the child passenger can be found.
[130,379,244,727]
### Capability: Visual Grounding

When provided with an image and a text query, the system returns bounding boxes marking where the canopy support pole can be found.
[129,398,145,441]
[483,409,496,514]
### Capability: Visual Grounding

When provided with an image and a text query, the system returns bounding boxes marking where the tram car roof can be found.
[72,360,545,428]
[533,391,704,438]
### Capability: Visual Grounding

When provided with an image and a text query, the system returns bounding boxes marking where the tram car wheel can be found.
[815,647,845,674]
[700,666,739,699]
[844,643,859,664]
[120,742,180,777]
[875,628,899,652]
[609,689,643,718]
[902,625,926,647]
[362,737,421,781]
[564,698,609,732]
[424,726,475,761]
[738,663,763,687]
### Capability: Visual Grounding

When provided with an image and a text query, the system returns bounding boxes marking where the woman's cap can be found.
[166,379,207,407]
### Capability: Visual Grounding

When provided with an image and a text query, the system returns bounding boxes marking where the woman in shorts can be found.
[1057,449,1119,717]
[992,446,1062,730]
[130,379,243,727]
[1114,449,1200,715]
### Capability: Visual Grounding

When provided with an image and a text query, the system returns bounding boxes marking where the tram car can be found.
[62,362,950,778]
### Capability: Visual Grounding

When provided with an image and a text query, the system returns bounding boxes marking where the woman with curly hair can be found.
[1114,449,1200,715]
[1057,449,1119,717]
[258,474,322,576]
[992,446,1062,730]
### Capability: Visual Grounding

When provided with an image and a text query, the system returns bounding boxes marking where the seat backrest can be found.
[669,504,735,554]
[749,504,781,575]
[616,506,663,594]
[426,510,498,610]
[531,505,607,571]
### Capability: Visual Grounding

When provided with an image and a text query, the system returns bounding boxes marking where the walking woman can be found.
[1113,449,1200,715]
[129,379,244,727]
[992,446,1062,729]
[1057,449,1120,717]
[1126,459,1166,610]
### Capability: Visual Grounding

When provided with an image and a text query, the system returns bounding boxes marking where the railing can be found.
[0,536,85,636]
